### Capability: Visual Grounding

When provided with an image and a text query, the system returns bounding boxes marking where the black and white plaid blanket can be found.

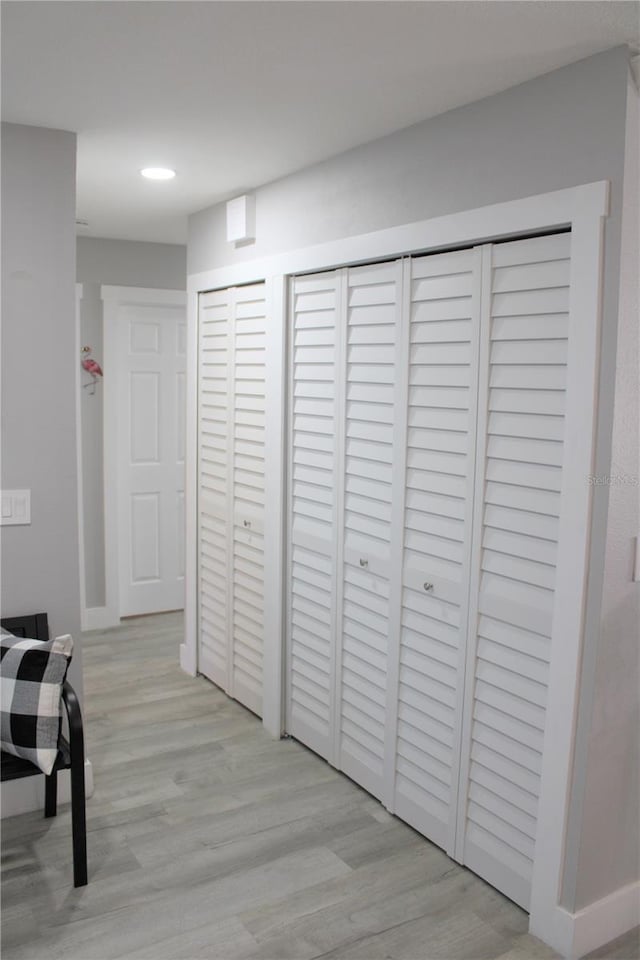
[0,631,73,775]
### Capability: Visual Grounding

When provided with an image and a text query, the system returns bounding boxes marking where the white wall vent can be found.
[226,194,255,245]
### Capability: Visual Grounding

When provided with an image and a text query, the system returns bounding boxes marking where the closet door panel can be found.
[231,283,267,716]
[337,261,401,800]
[288,272,340,760]
[394,248,480,853]
[198,289,233,689]
[458,233,571,910]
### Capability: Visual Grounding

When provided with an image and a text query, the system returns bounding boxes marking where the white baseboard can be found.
[1,759,94,819]
[572,882,640,958]
[180,642,196,677]
[543,883,640,958]
[83,606,120,631]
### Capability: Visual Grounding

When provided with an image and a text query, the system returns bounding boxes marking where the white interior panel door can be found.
[118,299,186,617]
[392,249,481,853]
[337,261,402,800]
[287,271,341,761]
[198,283,266,716]
[456,233,571,909]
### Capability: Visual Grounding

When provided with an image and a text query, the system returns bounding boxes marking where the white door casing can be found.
[103,286,187,621]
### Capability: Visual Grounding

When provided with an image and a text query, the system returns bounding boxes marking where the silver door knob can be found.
[423,582,434,592]
[359,558,368,568]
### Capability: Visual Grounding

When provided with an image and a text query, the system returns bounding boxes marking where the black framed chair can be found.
[1,613,88,887]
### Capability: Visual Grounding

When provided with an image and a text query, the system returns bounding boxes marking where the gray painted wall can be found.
[77,236,187,290]
[76,237,186,607]
[1,123,81,647]
[188,47,636,910]
[78,287,104,609]
[567,69,639,912]
[189,47,628,276]
[1,122,83,811]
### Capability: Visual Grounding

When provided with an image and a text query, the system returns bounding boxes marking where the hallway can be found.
[1,614,637,960]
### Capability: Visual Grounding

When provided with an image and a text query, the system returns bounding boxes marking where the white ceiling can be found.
[2,1,638,245]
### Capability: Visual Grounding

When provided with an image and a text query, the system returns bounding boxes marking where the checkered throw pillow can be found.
[0,632,73,776]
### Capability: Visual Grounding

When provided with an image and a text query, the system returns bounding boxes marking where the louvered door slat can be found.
[394,248,481,854]
[457,233,571,910]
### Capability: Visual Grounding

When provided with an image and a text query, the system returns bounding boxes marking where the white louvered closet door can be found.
[287,272,341,760]
[337,261,402,800]
[282,233,576,913]
[455,233,571,910]
[198,283,266,716]
[392,249,482,854]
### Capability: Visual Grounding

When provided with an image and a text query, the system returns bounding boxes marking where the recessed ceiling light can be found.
[140,167,176,181]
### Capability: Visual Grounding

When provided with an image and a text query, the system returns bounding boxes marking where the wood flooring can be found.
[2,612,638,960]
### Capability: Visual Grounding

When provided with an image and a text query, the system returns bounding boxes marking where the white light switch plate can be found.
[0,490,31,525]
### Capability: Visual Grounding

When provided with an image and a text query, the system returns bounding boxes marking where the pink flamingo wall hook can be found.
[81,346,103,395]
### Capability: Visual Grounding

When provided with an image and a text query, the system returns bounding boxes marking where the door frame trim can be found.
[102,285,187,627]
[185,182,610,951]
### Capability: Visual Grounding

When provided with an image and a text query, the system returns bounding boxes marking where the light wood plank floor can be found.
[2,613,638,960]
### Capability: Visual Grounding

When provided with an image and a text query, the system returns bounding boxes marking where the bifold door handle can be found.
[243,520,251,528]
[359,558,368,568]
[423,582,434,592]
